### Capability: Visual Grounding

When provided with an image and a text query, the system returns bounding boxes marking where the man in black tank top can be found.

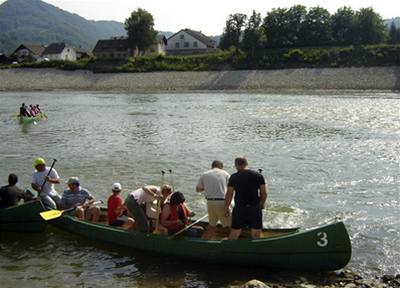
[224,157,267,240]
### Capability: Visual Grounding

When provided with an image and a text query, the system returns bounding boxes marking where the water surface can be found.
[0,91,399,287]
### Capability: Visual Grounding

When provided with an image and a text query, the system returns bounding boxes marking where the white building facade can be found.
[166,29,215,55]
[42,43,77,61]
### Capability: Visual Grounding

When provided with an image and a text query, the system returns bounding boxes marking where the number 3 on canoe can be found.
[317,232,328,247]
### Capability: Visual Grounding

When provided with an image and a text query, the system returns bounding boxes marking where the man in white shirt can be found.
[196,160,231,239]
[31,157,61,209]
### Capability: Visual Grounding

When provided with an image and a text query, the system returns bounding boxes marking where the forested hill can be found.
[0,0,126,54]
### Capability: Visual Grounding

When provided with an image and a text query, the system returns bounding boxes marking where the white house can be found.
[42,42,77,61]
[166,28,216,55]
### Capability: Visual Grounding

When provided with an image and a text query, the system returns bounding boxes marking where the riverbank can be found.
[0,67,399,91]
[236,272,400,288]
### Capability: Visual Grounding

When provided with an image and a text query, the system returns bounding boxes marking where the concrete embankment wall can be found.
[0,67,399,91]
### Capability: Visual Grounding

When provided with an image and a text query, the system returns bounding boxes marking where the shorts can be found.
[231,204,262,230]
[206,200,231,227]
[110,219,125,226]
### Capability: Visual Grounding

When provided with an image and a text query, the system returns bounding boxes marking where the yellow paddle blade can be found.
[40,209,63,221]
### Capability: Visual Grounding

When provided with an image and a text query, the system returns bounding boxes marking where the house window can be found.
[193,41,198,48]
[184,42,189,48]
[180,34,184,40]
[175,42,180,48]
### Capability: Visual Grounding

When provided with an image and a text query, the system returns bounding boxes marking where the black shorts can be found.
[231,204,262,230]
[110,219,125,227]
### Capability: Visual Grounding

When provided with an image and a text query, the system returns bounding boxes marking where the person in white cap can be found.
[60,177,100,222]
[107,182,134,230]
[31,157,61,209]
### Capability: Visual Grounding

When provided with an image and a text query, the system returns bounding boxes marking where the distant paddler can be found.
[31,157,62,209]
[19,103,30,117]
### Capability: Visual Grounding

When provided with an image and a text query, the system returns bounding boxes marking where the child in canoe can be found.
[107,182,135,230]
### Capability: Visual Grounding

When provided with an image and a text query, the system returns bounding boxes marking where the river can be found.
[0,91,399,287]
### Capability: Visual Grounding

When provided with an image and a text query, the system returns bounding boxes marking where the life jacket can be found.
[163,203,190,234]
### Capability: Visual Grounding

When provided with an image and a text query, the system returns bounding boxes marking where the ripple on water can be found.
[0,91,399,284]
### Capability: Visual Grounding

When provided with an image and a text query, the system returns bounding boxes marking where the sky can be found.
[2,0,399,35]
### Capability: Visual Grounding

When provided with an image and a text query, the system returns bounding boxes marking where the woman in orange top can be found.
[160,191,192,235]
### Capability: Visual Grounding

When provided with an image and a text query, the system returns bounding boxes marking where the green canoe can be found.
[19,113,46,125]
[0,200,47,233]
[51,213,352,271]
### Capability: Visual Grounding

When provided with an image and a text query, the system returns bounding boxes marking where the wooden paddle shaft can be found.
[169,214,208,239]
[40,158,57,193]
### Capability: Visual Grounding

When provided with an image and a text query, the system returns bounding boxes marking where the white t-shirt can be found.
[130,186,161,204]
[32,167,59,196]
[197,168,230,199]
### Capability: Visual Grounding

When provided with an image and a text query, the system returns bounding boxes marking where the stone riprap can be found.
[0,67,399,91]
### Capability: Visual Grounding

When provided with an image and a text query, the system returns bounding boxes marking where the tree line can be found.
[220,6,400,56]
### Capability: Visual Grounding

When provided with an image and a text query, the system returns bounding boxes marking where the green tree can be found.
[388,22,400,44]
[286,5,307,46]
[331,7,355,45]
[219,13,247,53]
[263,8,289,48]
[301,6,332,46]
[242,10,266,57]
[125,8,157,55]
[353,7,386,44]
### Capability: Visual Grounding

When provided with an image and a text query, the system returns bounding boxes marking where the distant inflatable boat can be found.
[19,113,46,125]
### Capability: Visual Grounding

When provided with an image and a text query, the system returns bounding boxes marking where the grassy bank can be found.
[1,44,400,73]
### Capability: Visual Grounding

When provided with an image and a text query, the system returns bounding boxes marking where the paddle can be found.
[168,169,175,192]
[152,170,166,234]
[39,158,57,195]
[40,206,76,221]
[40,200,102,221]
[168,214,208,239]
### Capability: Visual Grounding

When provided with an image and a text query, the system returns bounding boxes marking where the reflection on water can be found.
[0,91,399,286]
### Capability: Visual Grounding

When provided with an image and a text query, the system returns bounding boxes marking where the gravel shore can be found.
[0,67,399,92]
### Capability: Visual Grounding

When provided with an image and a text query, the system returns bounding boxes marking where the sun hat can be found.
[66,177,80,186]
[112,182,122,192]
[32,157,46,167]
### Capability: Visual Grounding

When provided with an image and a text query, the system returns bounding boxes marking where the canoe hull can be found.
[51,215,351,271]
[19,113,45,125]
[0,200,47,233]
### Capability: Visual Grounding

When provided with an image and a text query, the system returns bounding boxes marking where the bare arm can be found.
[196,177,204,192]
[195,185,204,192]
[259,184,267,209]
[114,203,125,216]
[142,186,160,199]
[45,176,61,184]
[31,183,40,192]
[224,186,234,216]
